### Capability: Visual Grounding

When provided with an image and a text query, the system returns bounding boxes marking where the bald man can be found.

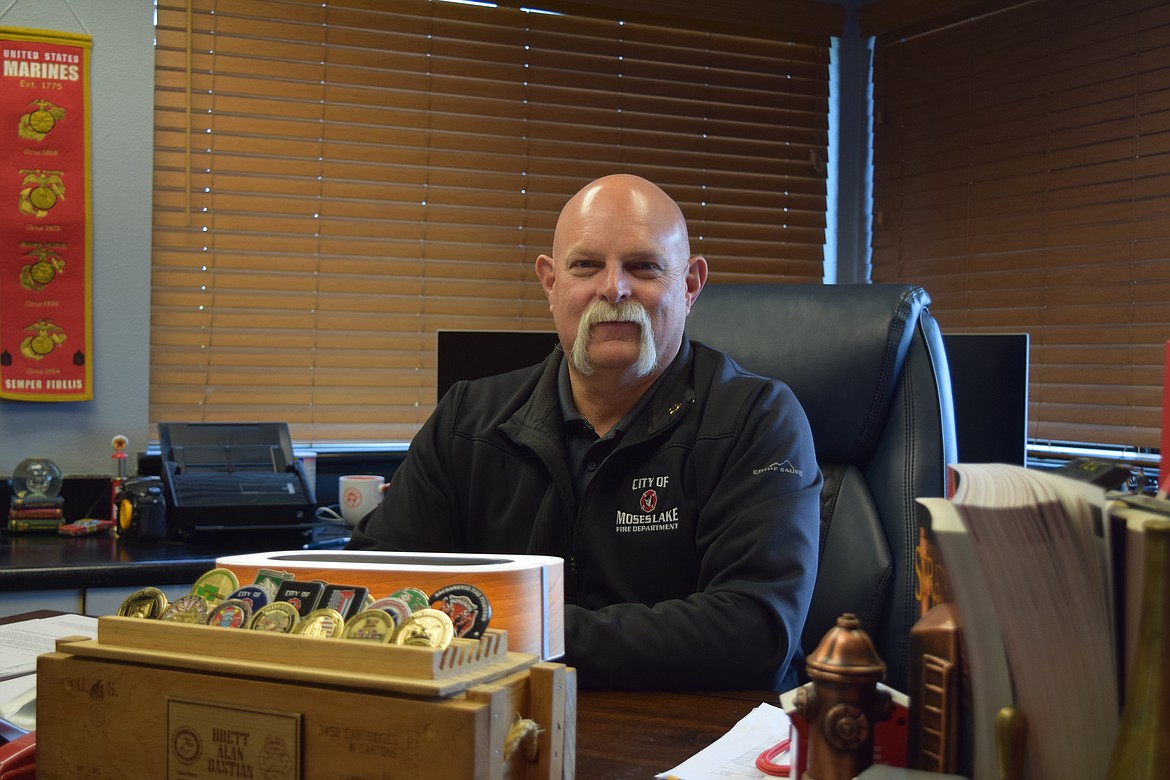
[350,175,821,691]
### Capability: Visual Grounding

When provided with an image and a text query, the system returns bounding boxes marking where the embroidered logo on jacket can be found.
[615,476,679,533]
[752,459,805,477]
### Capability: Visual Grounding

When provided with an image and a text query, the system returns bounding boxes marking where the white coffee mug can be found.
[338,474,385,526]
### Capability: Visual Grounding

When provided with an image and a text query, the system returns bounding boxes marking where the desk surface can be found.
[576,689,772,778]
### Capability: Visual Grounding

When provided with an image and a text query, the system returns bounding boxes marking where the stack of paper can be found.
[0,613,98,730]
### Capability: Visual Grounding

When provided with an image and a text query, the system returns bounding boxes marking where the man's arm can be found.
[347,396,463,553]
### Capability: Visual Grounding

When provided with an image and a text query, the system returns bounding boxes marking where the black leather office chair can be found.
[686,283,957,691]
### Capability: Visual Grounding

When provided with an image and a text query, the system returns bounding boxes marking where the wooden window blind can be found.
[151,0,831,443]
[871,0,1169,450]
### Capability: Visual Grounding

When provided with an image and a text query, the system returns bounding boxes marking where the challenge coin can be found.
[117,587,169,619]
[429,583,491,639]
[293,608,346,639]
[320,584,370,621]
[227,585,270,613]
[253,568,296,599]
[159,593,210,624]
[248,601,301,633]
[389,586,430,613]
[392,608,454,650]
[275,580,325,617]
[207,598,252,629]
[191,567,240,607]
[369,596,413,626]
[343,609,396,643]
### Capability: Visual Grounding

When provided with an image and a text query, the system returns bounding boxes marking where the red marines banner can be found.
[0,27,92,401]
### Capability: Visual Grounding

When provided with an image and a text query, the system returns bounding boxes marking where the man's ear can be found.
[684,255,708,313]
[535,254,556,300]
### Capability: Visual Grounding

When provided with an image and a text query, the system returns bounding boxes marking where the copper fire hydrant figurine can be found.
[793,613,893,780]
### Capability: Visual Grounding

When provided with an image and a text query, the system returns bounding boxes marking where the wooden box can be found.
[216,550,564,660]
[37,616,576,780]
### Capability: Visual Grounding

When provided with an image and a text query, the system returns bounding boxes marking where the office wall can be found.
[0,0,153,478]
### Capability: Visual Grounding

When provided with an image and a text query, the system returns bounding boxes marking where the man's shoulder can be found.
[688,339,784,389]
[671,340,816,480]
[460,359,546,393]
[439,355,557,430]
[683,339,808,426]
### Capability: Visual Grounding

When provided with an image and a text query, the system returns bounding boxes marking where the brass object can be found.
[191,567,241,607]
[117,587,169,619]
[248,601,301,633]
[793,613,893,780]
[1107,519,1170,777]
[393,608,455,649]
[343,608,396,643]
[160,594,211,624]
[995,706,1027,780]
[293,608,346,639]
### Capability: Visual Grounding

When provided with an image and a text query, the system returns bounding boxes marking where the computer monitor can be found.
[942,333,1030,465]
[436,330,560,400]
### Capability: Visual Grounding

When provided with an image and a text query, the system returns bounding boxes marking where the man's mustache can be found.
[582,300,650,328]
[570,300,657,377]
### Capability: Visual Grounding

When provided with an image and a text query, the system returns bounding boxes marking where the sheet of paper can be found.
[0,675,35,719]
[656,702,791,780]
[0,613,98,680]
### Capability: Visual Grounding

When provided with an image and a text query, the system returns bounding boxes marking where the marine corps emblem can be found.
[20,319,67,360]
[18,99,66,141]
[18,169,66,217]
[18,243,66,291]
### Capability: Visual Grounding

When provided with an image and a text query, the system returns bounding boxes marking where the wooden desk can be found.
[3,611,776,778]
[575,689,775,779]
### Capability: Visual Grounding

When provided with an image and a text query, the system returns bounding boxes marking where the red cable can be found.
[755,727,792,777]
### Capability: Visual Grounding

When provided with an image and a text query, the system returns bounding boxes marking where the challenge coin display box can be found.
[217,549,565,659]
[36,551,573,779]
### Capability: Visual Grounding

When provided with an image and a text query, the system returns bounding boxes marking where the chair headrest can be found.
[685,283,931,463]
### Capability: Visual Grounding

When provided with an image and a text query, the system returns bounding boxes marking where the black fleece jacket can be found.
[348,337,821,691]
